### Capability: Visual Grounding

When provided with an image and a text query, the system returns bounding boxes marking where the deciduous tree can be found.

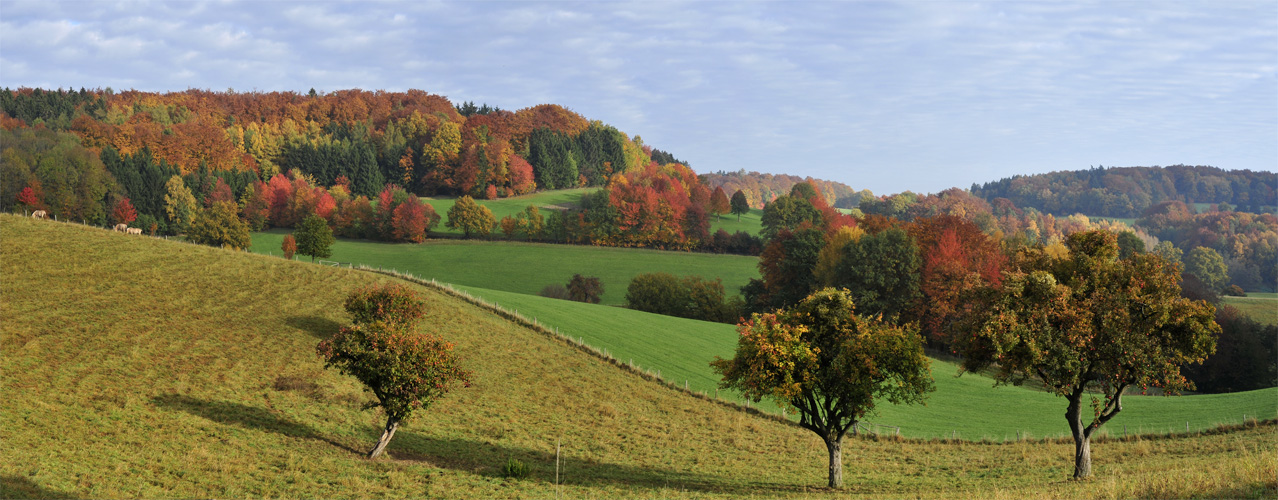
[712,288,933,488]
[294,213,335,262]
[730,189,749,222]
[163,175,198,233]
[111,197,138,226]
[282,234,296,260]
[446,195,495,238]
[318,284,471,459]
[187,201,251,250]
[566,274,604,304]
[953,231,1218,479]
[710,186,731,220]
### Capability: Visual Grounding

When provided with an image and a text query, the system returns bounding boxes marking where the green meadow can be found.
[1223,293,1278,326]
[250,231,760,306]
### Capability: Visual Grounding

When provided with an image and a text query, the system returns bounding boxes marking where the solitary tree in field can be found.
[318,284,471,458]
[446,195,495,238]
[953,231,1218,479]
[281,234,297,260]
[294,213,334,262]
[712,288,934,488]
[730,189,749,222]
[710,186,731,220]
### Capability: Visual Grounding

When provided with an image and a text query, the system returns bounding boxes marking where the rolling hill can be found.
[3,214,1274,499]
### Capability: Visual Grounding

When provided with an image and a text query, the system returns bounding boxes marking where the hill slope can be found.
[2,214,1274,499]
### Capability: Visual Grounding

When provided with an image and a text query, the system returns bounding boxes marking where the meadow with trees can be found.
[2,87,1275,498]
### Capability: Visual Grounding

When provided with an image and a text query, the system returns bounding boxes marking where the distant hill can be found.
[970,165,1276,218]
[699,170,869,209]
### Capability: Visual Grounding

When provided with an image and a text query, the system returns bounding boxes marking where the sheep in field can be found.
[127,228,143,235]
[32,210,46,219]
[114,223,128,232]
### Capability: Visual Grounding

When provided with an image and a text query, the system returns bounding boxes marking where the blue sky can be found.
[2,1,1274,195]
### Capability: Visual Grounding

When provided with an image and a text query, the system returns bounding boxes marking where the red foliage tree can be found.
[266,173,296,227]
[16,183,42,210]
[282,233,297,260]
[205,178,236,207]
[508,155,535,195]
[390,196,438,243]
[112,197,138,225]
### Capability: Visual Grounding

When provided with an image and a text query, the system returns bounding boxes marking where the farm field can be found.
[1223,293,1278,326]
[4,214,1275,499]
[249,231,760,306]
[420,188,765,237]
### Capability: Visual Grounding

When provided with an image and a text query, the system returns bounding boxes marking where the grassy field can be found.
[250,231,760,306]
[248,227,1278,439]
[431,283,1278,441]
[4,214,1275,499]
[421,188,766,237]
[1223,293,1278,326]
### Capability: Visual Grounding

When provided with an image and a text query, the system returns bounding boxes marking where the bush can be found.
[567,274,603,304]
[502,458,529,479]
[626,272,741,323]
[1223,284,1247,297]
[344,283,427,326]
[539,283,570,300]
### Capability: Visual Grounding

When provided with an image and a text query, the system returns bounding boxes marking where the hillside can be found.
[969,165,1276,218]
[3,214,1275,499]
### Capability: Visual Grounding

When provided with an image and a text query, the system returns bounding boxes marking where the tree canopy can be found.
[713,288,933,488]
[953,230,1219,479]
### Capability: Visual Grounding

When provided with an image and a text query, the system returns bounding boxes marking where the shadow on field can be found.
[150,394,360,454]
[0,475,79,499]
[286,315,344,339]
[384,429,795,495]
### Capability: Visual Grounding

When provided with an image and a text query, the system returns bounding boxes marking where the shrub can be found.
[567,274,603,304]
[539,283,570,300]
[502,458,529,479]
[282,234,297,260]
[1223,284,1247,297]
[344,283,427,326]
[626,272,740,322]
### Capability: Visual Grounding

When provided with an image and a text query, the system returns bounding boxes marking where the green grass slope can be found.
[3,214,1275,499]
[250,231,760,305]
[425,284,1278,441]
[1222,293,1278,326]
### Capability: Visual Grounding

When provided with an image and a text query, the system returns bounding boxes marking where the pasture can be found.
[421,188,766,237]
[1223,293,1278,326]
[3,214,1274,499]
[249,231,760,306]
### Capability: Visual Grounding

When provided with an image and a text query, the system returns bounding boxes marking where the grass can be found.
[421,188,593,238]
[422,188,767,237]
[5,214,1276,499]
[248,225,1277,440]
[708,208,764,236]
[249,231,760,306]
[1222,293,1278,326]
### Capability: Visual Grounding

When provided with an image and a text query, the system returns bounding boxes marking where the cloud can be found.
[0,0,1272,194]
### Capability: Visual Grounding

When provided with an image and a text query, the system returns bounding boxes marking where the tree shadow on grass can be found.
[149,395,802,495]
[0,475,79,499]
[384,429,803,496]
[285,315,344,339]
[150,394,360,454]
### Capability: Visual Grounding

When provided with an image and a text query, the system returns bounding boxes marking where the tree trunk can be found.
[367,416,400,459]
[1065,393,1091,479]
[1073,432,1092,479]
[825,433,844,488]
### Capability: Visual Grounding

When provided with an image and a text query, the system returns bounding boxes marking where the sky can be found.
[1,0,1275,195]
